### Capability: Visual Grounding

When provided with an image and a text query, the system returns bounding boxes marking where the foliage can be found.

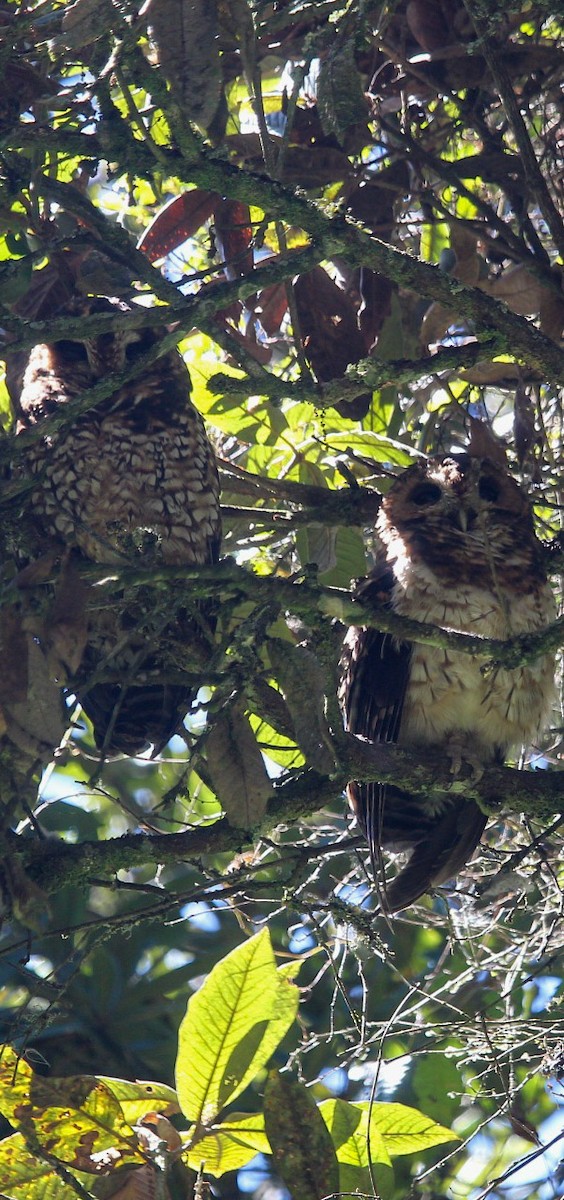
[0,931,457,1198]
[0,1,563,1198]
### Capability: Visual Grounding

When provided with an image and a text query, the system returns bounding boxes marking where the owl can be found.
[340,451,555,911]
[8,296,221,756]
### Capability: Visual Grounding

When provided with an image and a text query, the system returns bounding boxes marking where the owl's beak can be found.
[457,504,478,532]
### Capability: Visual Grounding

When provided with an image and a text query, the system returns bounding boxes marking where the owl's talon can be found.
[446,735,485,782]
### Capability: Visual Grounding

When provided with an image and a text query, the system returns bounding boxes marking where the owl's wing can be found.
[341,561,413,863]
[341,561,487,911]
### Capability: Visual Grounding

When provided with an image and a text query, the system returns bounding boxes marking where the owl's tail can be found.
[383,799,488,912]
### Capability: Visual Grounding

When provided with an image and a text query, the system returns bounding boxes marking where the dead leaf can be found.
[62,0,115,48]
[204,699,272,830]
[4,635,66,756]
[268,640,335,773]
[358,269,393,349]
[482,262,548,315]
[514,383,537,470]
[406,0,452,52]
[0,607,28,706]
[137,191,218,263]
[468,416,508,466]
[252,282,288,336]
[294,267,370,418]
[44,561,89,680]
[150,0,223,132]
[214,198,254,282]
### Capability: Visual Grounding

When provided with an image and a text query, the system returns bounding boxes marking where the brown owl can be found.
[9,296,221,756]
[340,451,555,911]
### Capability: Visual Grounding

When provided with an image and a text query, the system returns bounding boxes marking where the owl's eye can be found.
[410,482,442,506]
[57,340,89,363]
[478,477,500,503]
[124,336,145,360]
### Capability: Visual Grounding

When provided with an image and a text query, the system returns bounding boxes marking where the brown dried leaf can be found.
[223,135,353,185]
[62,0,114,48]
[539,266,564,339]
[214,199,254,282]
[252,282,288,336]
[345,162,410,236]
[205,699,272,830]
[108,1163,166,1200]
[138,191,219,262]
[0,606,28,706]
[294,267,365,379]
[2,858,51,932]
[268,640,334,773]
[468,416,508,466]
[406,0,451,52]
[294,267,370,418]
[483,263,547,315]
[150,0,223,132]
[358,269,393,349]
[45,562,89,681]
[282,145,354,186]
[4,635,66,755]
[213,313,273,364]
[463,365,536,386]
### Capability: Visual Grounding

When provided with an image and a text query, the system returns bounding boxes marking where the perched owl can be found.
[340,452,555,911]
[9,296,221,756]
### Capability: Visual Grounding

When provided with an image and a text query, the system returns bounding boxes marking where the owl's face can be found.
[377,454,536,577]
[50,297,158,380]
[14,297,172,424]
[381,454,530,529]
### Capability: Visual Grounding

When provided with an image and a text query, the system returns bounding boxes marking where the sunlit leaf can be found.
[176,930,299,1127]
[184,1112,270,1174]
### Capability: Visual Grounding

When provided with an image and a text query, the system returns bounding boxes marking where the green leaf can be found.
[264,1072,340,1200]
[296,523,366,587]
[412,1056,462,1127]
[176,929,299,1127]
[184,1111,270,1174]
[355,1100,459,1155]
[319,1098,394,1199]
[0,1045,142,1173]
[319,1098,390,1164]
[248,711,304,769]
[0,1133,86,1200]
[97,1076,179,1124]
[0,1045,33,1124]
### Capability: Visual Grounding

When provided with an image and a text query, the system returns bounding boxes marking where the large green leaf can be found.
[0,1133,86,1200]
[97,1076,179,1125]
[184,1111,270,1174]
[320,1097,394,1200]
[0,1046,142,1174]
[357,1100,459,1155]
[176,929,299,1128]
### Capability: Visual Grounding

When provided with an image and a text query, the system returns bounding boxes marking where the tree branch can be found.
[75,558,563,669]
[18,737,564,898]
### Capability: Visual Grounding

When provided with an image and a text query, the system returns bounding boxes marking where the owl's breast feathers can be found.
[11,298,221,755]
[341,453,555,910]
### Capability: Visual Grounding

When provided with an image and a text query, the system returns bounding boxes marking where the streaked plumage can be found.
[340,452,555,911]
[10,296,221,755]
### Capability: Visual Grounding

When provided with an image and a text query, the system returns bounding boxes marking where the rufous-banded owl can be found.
[340,452,555,911]
[9,296,221,756]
